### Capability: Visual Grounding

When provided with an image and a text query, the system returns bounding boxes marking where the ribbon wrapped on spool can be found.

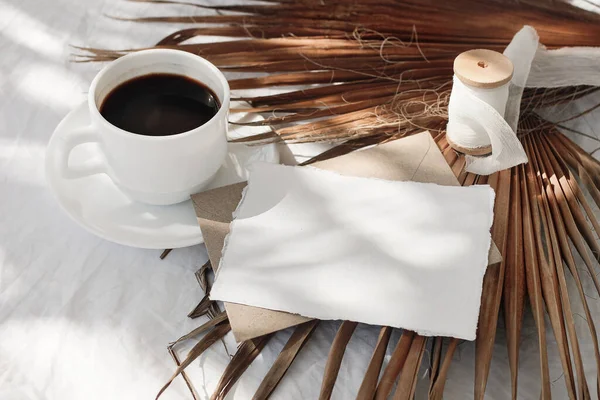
[447,50,514,157]
[448,25,600,175]
[447,47,529,175]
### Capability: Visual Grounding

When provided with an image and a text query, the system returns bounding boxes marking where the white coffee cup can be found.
[58,49,230,205]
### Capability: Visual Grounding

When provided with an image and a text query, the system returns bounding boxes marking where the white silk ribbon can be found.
[448,25,595,175]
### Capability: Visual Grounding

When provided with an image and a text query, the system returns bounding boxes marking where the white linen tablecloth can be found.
[1,0,600,398]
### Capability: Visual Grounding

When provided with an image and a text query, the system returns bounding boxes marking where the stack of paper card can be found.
[192,132,499,341]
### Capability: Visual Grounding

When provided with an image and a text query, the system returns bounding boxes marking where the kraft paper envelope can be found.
[192,131,502,342]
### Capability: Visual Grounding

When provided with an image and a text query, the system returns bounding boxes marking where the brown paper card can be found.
[192,131,501,342]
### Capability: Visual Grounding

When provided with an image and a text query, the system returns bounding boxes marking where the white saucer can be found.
[45,102,278,249]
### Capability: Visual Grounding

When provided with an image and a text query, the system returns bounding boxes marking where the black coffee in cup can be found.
[99,73,220,136]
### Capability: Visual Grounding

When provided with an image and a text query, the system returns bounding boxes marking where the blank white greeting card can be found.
[210,162,495,340]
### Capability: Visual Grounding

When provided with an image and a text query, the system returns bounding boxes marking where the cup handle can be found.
[57,124,109,179]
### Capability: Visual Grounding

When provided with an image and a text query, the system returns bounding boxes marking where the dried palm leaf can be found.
[356,326,393,400]
[520,161,551,398]
[169,311,228,348]
[474,169,510,400]
[157,321,231,399]
[392,335,427,399]
[319,321,358,400]
[159,248,172,259]
[526,135,578,399]
[428,336,443,393]
[86,1,600,398]
[187,294,213,319]
[194,261,221,318]
[429,339,459,400]
[544,134,600,397]
[374,331,414,400]
[536,134,591,398]
[253,320,319,400]
[503,167,526,399]
[168,346,199,400]
[211,334,273,400]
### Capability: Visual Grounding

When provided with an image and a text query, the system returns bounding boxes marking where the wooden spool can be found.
[448,49,514,156]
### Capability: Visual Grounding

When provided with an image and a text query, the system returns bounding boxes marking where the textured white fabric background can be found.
[1,0,600,399]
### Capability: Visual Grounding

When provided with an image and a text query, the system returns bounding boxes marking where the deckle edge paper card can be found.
[192,132,501,342]
[210,162,495,341]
